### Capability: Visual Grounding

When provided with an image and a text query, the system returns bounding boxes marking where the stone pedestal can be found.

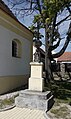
[15,89,54,111]
[15,62,54,111]
[29,62,44,91]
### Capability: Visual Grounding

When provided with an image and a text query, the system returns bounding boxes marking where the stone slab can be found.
[19,89,51,100]
[15,97,48,110]
[15,90,54,111]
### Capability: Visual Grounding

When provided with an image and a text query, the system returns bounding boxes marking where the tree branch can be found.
[36,0,46,25]
[66,5,71,14]
[55,15,70,26]
[51,38,61,51]
[67,22,71,37]
[36,0,42,14]
[50,13,57,43]
[52,36,70,58]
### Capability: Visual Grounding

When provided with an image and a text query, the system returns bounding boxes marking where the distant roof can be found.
[57,52,71,62]
[0,0,33,34]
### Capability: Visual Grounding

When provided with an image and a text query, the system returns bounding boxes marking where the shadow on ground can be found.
[44,80,71,104]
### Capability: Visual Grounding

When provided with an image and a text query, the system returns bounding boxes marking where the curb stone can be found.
[0,104,16,112]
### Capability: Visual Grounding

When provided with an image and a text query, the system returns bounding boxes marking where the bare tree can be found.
[4,0,71,82]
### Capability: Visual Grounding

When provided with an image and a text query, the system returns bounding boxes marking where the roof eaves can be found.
[0,0,33,35]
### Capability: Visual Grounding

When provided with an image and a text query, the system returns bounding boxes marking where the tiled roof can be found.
[0,107,46,119]
[57,52,71,62]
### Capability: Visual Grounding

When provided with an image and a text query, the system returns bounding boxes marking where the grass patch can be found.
[44,80,71,104]
[45,80,71,118]
[0,94,19,109]
[54,98,70,106]
[0,97,14,109]
[2,98,14,105]
[50,106,70,119]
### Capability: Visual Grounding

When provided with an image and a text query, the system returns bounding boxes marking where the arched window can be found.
[12,40,17,57]
[12,39,22,58]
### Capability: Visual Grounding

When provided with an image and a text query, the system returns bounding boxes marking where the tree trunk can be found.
[45,23,53,82]
[45,53,52,82]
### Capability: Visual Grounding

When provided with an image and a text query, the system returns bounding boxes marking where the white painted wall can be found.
[0,25,31,76]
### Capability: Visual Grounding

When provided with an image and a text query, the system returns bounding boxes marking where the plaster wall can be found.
[0,25,31,76]
[0,9,33,94]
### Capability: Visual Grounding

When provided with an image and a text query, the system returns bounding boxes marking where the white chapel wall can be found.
[0,25,31,76]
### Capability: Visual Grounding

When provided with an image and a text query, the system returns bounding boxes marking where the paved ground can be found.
[0,89,50,119]
[0,107,48,119]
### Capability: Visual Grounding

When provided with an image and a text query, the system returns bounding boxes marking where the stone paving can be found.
[0,107,48,119]
[0,90,50,119]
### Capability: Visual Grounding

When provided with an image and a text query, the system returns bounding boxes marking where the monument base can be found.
[15,89,54,111]
[15,62,54,111]
[29,77,44,92]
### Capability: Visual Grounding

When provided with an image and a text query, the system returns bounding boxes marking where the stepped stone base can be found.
[15,89,54,111]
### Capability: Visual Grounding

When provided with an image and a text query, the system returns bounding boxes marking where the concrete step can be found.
[19,89,51,100]
[15,90,54,111]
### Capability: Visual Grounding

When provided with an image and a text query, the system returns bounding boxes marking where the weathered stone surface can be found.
[15,90,54,111]
[19,89,51,100]
[15,62,54,111]
[15,97,47,110]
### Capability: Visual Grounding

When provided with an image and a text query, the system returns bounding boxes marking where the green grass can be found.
[54,99,67,106]
[0,94,19,109]
[44,80,71,104]
[3,98,14,105]
[44,81,71,118]
[50,106,70,119]
[0,97,14,109]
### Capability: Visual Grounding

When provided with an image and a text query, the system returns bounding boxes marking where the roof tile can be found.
[57,52,71,62]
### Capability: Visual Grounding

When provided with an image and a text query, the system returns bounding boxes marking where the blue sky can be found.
[3,0,71,52]
[18,14,71,52]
